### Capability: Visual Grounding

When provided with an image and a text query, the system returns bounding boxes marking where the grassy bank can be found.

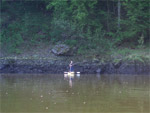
[1,42,150,65]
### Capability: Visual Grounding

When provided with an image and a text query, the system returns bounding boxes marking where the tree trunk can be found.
[118,0,121,29]
[107,0,110,32]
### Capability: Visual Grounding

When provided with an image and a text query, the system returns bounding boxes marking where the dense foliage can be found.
[0,0,149,54]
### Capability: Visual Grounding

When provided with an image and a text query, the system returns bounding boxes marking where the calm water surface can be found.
[0,74,149,113]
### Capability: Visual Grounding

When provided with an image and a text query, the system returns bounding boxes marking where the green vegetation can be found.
[0,0,149,62]
[111,47,150,64]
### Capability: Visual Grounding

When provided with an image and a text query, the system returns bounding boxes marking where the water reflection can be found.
[64,72,81,88]
[0,74,149,113]
[64,74,74,88]
[96,73,101,80]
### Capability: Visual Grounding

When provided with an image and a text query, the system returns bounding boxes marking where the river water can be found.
[0,74,149,113]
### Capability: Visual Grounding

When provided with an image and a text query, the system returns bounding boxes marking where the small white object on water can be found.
[40,95,43,98]
[77,72,80,74]
[64,74,68,77]
[48,92,51,95]
[46,107,48,109]
[83,102,86,104]
[76,74,80,77]
[6,92,8,95]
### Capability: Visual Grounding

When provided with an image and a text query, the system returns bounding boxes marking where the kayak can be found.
[64,72,74,76]
[68,72,74,76]
[64,72,80,74]
[64,72,80,77]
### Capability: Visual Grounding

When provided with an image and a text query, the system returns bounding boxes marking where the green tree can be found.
[121,0,149,44]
